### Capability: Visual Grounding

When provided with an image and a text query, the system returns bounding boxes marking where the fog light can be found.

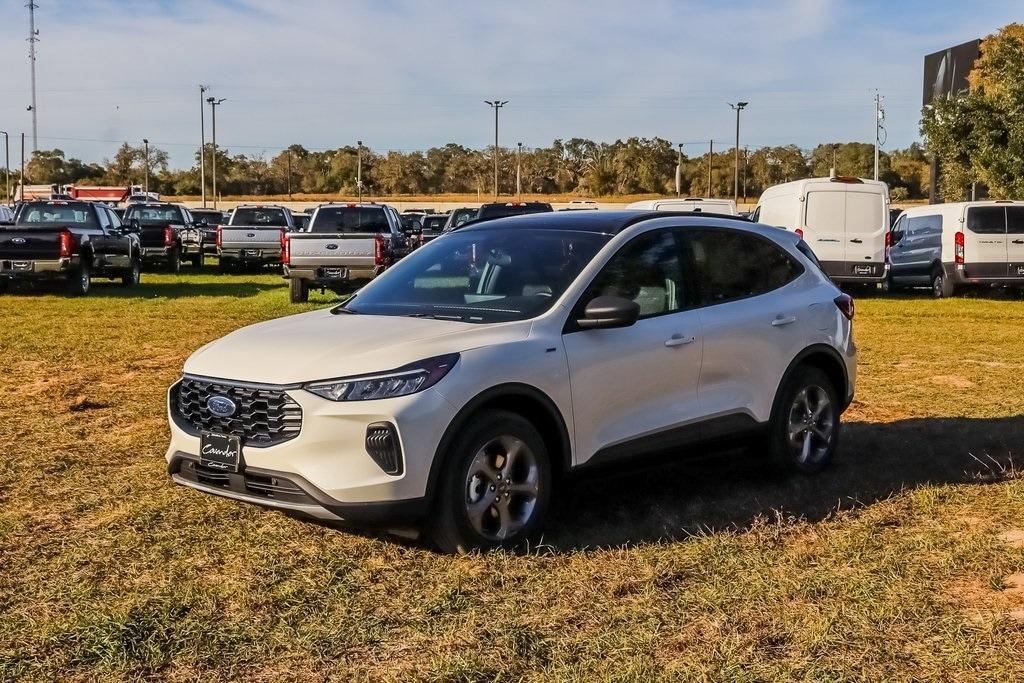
[365,422,403,475]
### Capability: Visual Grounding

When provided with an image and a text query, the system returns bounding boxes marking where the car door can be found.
[563,228,704,464]
[89,205,120,268]
[685,228,809,426]
[1005,206,1024,278]
[888,214,911,277]
[844,190,887,278]
[803,189,846,278]
[964,206,1007,278]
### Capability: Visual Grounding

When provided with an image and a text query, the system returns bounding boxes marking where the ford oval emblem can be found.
[325,243,339,250]
[246,233,256,238]
[11,237,26,244]
[206,395,237,418]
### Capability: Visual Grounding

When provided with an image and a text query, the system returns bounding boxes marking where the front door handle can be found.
[771,315,797,327]
[665,334,696,348]
[850,238,863,244]
[1013,239,1024,244]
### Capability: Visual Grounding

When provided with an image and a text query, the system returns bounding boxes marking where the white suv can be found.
[167,211,856,552]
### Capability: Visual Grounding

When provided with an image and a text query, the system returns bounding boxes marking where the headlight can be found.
[304,353,460,402]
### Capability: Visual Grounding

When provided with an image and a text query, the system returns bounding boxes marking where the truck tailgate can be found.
[0,229,62,260]
[220,227,283,250]
[288,234,376,268]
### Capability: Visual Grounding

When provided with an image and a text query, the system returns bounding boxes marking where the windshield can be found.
[310,207,390,233]
[231,208,288,226]
[343,229,608,323]
[16,202,97,227]
[125,205,181,222]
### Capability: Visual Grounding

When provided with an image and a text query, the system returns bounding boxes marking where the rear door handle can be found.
[771,316,797,327]
[1013,240,1024,244]
[664,334,696,348]
[850,238,863,244]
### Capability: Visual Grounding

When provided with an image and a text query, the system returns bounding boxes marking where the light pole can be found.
[707,140,714,198]
[516,141,522,200]
[484,99,507,199]
[20,133,25,201]
[142,138,150,195]
[676,143,683,197]
[207,97,225,208]
[199,85,208,206]
[357,140,363,203]
[728,102,748,205]
[1,131,9,203]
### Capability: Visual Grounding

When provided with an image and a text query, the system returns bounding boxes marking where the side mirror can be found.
[576,295,640,330]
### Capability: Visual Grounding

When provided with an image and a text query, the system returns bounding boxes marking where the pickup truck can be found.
[123,202,204,271]
[282,202,411,302]
[188,208,224,257]
[0,199,141,296]
[217,204,296,272]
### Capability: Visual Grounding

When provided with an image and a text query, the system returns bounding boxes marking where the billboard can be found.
[923,39,981,105]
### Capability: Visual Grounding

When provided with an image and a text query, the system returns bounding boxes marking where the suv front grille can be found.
[172,377,302,447]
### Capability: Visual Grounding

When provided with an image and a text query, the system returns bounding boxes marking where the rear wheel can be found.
[190,251,204,268]
[167,248,181,273]
[289,278,309,303]
[217,258,232,274]
[430,410,552,553]
[121,257,141,287]
[769,366,839,474]
[66,259,91,297]
[932,266,955,298]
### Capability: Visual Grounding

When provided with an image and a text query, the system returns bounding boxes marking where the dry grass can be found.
[2,271,1024,681]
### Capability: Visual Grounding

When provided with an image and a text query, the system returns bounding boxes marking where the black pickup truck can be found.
[188,208,224,257]
[0,199,142,296]
[123,202,204,271]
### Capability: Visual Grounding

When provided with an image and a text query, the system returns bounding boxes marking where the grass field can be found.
[2,270,1024,681]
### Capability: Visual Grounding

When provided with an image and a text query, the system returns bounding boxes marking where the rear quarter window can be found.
[688,230,804,306]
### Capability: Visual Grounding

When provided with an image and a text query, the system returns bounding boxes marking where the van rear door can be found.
[804,189,846,278]
[844,190,886,278]
[1006,206,1024,279]
[964,206,1007,278]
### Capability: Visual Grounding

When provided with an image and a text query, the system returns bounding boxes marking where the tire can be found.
[429,410,552,553]
[66,259,91,297]
[289,278,309,303]
[217,258,231,274]
[190,252,204,268]
[932,266,955,298]
[167,248,181,273]
[769,366,840,474]
[121,257,141,287]
[880,274,894,294]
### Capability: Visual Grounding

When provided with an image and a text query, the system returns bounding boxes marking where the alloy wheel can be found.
[464,435,540,541]
[787,385,834,465]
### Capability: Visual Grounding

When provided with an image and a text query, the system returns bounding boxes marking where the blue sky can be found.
[0,0,1018,167]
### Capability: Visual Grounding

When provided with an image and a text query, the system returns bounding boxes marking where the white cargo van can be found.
[624,197,738,215]
[889,200,1024,297]
[752,177,890,285]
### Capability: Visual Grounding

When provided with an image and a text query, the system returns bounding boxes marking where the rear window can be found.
[967,207,1006,234]
[477,203,553,221]
[16,202,97,227]
[125,205,181,222]
[231,208,288,226]
[1006,206,1024,234]
[310,207,390,233]
[845,192,884,235]
[191,210,223,223]
[423,216,447,230]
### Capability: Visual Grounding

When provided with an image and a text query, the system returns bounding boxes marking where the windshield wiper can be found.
[407,312,467,321]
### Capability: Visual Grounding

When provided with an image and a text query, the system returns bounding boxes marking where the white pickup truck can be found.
[282,203,412,302]
[217,205,296,272]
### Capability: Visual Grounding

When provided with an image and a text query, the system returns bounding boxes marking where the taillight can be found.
[955,231,964,264]
[58,229,74,258]
[216,226,223,249]
[281,229,290,265]
[374,233,388,267]
[884,230,892,262]
[834,293,855,321]
[795,228,804,238]
[164,225,175,248]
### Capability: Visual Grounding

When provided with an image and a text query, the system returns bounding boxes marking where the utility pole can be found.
[286,149,292,200]
[874,91,886,181]
[27,1,39,151]
[742,146,748,203]
[707,140,714,198]
[356,140,363,203]
[729,102,748,205]
[484,99,507,199]
[142,139,150,195]
[516,141,522,200]
[207,97,225,208]
[199,85,208,207]
[1,131,9,203]
[676,143,683,197]
[20,133,26,201]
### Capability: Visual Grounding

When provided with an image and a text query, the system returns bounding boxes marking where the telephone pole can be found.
[27,1,39,151]
[676,143,683,197]
[707,140,714,198]
[874,91,886,181]
[356,140,363,203]
[516,141,523,199]
[484,99,507,199]
[728,102,748,204]
[199,85,208,206]
[1,131,9,203]
[143,138,149,194]
[207,97,225,208]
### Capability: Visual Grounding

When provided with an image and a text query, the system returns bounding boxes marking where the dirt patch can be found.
[998,530,1024,548]
[929,375,976,389]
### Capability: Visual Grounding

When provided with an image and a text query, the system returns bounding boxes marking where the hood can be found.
[183,308,531,385]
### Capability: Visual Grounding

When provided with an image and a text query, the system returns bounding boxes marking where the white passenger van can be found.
[889,200,1024,297]
[752,177,890,285]
[625,197,738,215]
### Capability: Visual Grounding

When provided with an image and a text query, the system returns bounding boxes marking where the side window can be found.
[1006,207,1024,234]
[688,230,803,306]
[967,207,1006,234]
[750,206,761,222]
[106,208,122,229]
[892,214,908,239]
[95,206,111,230]
[582,230,685,319]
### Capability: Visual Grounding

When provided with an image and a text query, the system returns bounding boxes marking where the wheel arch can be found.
[424,383,573,507]
[771,345,851,421]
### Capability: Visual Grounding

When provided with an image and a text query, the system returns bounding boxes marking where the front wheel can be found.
[769,366,839,474]
[289,278,309,303]
[430,410,552,553]
[66,260,91,297]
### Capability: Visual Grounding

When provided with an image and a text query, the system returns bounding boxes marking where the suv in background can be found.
[167,211,856,552]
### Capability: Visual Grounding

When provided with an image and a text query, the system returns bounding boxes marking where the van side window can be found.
[1007,207,1024,234]
[908,214,941,235]
[967,207,1006,234]
[687,230,804,306]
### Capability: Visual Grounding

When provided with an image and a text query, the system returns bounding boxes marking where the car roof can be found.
[459,210,755,235]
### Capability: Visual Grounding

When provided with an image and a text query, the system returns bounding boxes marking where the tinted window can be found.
[908,214,941,235]
[191,210,222,224]
[16,202,99,226]
[96,206,111,230]
[967,207,1006,234]
[310,207,391,233]
[688,230,803,305]
[107,207,122,229]
[477,203,553,221]
[1006,207,1024,234]
[231,208,288,226]
[125,205,181,222]
[582,230,685,318]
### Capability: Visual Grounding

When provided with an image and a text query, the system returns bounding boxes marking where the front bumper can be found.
[0,256,77,278]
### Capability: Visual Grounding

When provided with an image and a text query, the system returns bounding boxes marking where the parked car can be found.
[166,210,856,552]
[0,199,141,295]
[888,200,1024,297]
[218,205,297,272]
[443,207,479,231]
[416,213,450,246]
[624,197,738,215]
[189,208,224,257]
[753,177,890,287]
[123,202,204,270]
[283,203,412,302]
[473,201,553,223]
